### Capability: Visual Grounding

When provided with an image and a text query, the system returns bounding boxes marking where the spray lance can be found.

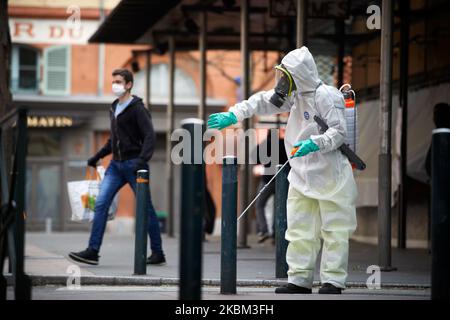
[237,153,292,221]
[237,121,311,222]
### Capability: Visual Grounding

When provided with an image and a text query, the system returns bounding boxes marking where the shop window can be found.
[43,45,71,95]
[67,133,89,158]
[10,45,40,93]
[25,164,61,224]
[28,131,62,157]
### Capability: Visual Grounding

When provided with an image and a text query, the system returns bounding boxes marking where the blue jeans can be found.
[88,159,163,254]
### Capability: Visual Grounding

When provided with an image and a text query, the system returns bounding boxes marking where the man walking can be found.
[69,68,165,266]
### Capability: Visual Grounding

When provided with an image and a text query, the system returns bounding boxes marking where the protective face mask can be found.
[112,83,126,97]
[270,64,296,108]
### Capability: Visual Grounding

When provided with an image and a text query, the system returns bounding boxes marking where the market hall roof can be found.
[89,0,183,44]
[89,0,382,54]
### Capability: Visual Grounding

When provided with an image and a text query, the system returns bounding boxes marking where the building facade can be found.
[8,0,227,232]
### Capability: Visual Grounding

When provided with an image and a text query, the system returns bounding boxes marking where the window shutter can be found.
[43,45,71,95]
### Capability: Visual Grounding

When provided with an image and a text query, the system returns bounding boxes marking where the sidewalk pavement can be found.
[8,286,430,300]
[4,232,431,299]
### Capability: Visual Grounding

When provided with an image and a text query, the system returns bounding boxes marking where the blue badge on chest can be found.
[304,111,310,120]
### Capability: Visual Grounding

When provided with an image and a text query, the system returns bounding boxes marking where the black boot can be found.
[68,248,99,265]
[275,283,312,294]
[146,252,166,265]
[257,232,270,244]
[318,283,342,294]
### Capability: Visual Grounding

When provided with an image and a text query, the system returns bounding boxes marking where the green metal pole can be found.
[13,108,31,300]
[275,163,289,278]
[238,0,251,249]
[134,169,149,275]
[221,156,238,294]
[431,128,450,300]
[0,127,6,300]
[179,119,205,300]
[378,0,396,271]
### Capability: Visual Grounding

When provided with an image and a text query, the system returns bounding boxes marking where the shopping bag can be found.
[68,167,118,222]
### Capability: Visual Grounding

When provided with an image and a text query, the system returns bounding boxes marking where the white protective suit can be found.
[229,47,357,289]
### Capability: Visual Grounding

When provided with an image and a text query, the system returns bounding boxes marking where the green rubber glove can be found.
[292,139,320,158]
[207,112,238,130]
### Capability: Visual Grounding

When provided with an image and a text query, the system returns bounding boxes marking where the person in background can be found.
[68,68,166,266]
[254,127,288,243]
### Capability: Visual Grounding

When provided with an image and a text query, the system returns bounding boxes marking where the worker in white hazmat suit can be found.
[208,47,357,294]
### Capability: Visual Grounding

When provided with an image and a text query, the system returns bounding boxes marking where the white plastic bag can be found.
[68,167,118,223]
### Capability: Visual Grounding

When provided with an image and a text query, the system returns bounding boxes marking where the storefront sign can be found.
[270,0,349,19]
[27,116,73,128]
[9,18,99,44]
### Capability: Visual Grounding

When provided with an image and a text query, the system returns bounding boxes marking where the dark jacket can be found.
[254,134,288,183]
[94,95,156,162]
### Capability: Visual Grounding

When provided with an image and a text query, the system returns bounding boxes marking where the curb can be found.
[5,274,430,290]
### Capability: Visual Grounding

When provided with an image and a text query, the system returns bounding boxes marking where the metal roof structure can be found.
[89,0,381,55]
[89,0,183,44]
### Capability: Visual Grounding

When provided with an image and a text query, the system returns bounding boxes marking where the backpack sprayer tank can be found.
[340,84,358,154]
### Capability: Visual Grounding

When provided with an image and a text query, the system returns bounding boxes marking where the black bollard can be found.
[179,119,205,300]
[221,156,238,294]
[431,128,450,300]
[275,163,290,279]
[134,170,149,275]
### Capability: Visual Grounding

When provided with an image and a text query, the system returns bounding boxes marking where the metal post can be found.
[221,156,238,294]
[431,128,450,300]
[397,0,410,250]
[13,109,31,299]
[97,0,105,96]
[134,170,149,275]
[296,0,307,47]
[166,37,175,237]
[144,50,152,109]
[0,127,6,300]
[198,10,207,123]
[0,239,6,300]
[179,119,205,300]
[378,0,396,271]
[238,0,251,249]
[336,19,345,87]
[275,163,290,278]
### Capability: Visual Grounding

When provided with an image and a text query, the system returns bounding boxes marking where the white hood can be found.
[281,47,321,93]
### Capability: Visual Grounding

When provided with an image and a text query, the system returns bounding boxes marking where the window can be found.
[315,55,335,85]
[133,63,198,100]
[43,45,71,95]
[10,45,39,93]
[27,131,62,157]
